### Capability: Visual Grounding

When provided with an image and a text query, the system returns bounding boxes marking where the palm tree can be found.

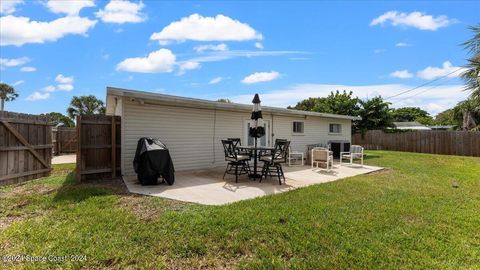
[0,83,19,112]
[461,24,480,99]
[67,95,106,120]
[453,98,480,131]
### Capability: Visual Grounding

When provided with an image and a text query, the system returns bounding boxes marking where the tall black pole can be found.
[253,136,258,180]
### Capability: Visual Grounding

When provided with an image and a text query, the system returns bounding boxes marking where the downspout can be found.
[213,108,217,165]
[271,114,274,146]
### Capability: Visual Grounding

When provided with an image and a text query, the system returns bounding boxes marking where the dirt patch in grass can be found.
[3,185,57,199]
[0,209,52,231]
[80,177,129,195]
[163,254,249,270]
[118,195,190,221]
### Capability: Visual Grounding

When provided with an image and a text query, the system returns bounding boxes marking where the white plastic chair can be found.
[288,147,304,166]
[340,145,364,165]
[311,147,333,171]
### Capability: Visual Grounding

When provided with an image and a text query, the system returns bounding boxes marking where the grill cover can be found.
[133,137,175,185]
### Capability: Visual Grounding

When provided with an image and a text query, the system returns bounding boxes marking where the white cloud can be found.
[0,56,29,67]
[26,91,50,101]
[374,49,386,54]
[255,42,264,49]
[55,74,74,84]
[0,15,97,46]
[12,80,24,86]
[395,42,411,47]
[46,0,95,16]
[96,0,146,24]
[193,43,228,52]
[416,61,465,80]
[177,61,201,75]
[57,84,74,91]
[20,66,36,72]
[241,71,280,84]
[390,70,413,79]
[209,77,223,84]
[230,83,468,115]
[42,85,56,92]
[116,48,176,73]
[150,13,262,44]
[186,50,301,63]
[0,0,23,14]
[370,11,454,31]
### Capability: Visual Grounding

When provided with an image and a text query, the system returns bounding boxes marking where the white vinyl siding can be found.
[119,96,351,175]
[271,116,351,154]
[122,99,215,175]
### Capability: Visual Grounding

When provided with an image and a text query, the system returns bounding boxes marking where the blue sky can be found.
[1,0,479,116]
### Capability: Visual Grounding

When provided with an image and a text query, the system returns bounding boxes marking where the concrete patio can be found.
[123,162,384,205]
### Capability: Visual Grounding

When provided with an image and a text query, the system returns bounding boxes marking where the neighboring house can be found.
[393,121,431,130]
[105,87,360,176]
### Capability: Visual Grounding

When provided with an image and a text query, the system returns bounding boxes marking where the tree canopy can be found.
[0,83,19,111]
[355,96,394,133]
[41,112,75,127]
[291,91,394,132]
[391,107,432,123]
[461,24,480,100]
[67,95,106,120]
[291,90,360,116]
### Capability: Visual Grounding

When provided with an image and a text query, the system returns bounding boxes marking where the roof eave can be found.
[107,86,360,121]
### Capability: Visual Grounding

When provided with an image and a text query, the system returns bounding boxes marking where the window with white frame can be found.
[329,123,342,134]
[292,121,304,134]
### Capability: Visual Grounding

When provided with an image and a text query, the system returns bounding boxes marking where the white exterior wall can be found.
[271,115,351,153]
[121,97,352,176]
[122,99,215,175]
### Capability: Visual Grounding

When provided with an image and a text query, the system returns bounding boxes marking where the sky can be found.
[1,0,479,116]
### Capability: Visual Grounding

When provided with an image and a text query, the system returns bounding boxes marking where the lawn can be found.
[1,151,479,269]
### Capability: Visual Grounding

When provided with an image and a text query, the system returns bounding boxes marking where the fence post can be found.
[76,116,82,181]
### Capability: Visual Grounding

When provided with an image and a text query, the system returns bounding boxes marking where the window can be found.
[329,123,342,134]
[292,121,304,134]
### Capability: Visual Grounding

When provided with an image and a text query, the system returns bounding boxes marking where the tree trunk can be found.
[1,98,4,112]
[462,110,477,130]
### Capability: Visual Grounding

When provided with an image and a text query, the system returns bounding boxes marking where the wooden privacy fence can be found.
[0,111,53,186]
[76,115,121,181]
[352,130,480,157]
[53,126,77,155]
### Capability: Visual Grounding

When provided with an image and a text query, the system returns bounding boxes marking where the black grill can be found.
[133,137,175,185]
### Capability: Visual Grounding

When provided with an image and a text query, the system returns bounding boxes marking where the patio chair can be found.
[227,138,250,156]
[340,145,364,165]
[260,140,290,185]
[221,139,251,183]
[288,147,304,166]
[311,147,333,171]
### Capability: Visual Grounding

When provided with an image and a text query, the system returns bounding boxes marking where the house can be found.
[429,125,455,130]
[393,121,431,130]
[105,87,360,176]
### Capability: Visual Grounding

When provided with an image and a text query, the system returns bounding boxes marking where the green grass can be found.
[1,151,479,269]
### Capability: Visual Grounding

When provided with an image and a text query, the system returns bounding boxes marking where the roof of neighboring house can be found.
[106,86,361,120]
[429,125,455,130]
[393,121,431,130]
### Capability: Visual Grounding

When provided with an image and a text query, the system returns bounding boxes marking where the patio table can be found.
[237,145,274,180]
